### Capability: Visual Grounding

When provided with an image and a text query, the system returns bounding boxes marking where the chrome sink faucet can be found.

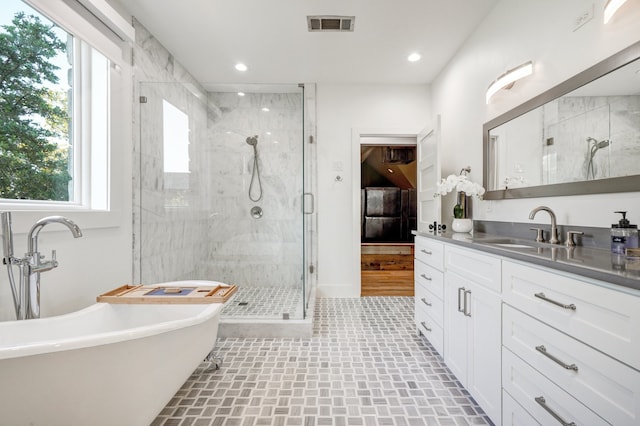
[529,206,560,244]
[1,213,82,320]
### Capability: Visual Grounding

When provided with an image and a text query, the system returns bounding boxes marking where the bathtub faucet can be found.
[23,216,83,319]
[1,212,83,320]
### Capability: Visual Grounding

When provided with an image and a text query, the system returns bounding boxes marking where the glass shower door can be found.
[136,82,315,321]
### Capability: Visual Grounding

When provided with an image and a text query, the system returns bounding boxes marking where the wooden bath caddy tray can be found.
[97,283,237,304]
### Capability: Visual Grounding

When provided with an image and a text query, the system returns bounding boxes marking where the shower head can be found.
[246,135,258,146]
[586,137,610,149]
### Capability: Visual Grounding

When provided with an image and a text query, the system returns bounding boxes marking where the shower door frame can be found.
[134,81,317,320]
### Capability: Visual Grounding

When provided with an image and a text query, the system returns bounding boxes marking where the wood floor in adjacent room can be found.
[360,243,414,297]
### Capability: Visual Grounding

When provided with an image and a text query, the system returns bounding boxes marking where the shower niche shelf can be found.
[97,283,237,304]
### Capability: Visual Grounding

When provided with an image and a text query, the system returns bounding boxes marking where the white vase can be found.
[452,218,473,233]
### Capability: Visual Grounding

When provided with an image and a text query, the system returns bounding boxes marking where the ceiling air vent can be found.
[307,15,355,32]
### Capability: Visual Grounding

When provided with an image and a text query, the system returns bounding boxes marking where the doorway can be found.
[359,138,417,296]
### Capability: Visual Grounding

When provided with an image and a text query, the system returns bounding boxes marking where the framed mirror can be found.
[483,40,640,200]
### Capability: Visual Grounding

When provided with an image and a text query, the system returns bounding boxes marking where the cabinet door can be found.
[467,283,502,424]
[444,271,470,386]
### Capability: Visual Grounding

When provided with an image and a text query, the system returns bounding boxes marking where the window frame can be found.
[0,0,133,232]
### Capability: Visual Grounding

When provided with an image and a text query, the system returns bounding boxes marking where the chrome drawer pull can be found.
[420,274,432,281]
[463,289,472,317]
[420,249,432,255]
[535,345,579,372]
[457,287,465,312]
[534,292,577,311]
[535,396,576,426]
[421,298,432,307]
[420,321,432,332]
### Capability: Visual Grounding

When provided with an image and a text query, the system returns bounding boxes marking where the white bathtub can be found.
[0,280,225,426]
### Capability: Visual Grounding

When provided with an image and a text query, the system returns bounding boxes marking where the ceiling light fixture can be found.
[604,0,628,24]
[261,107,270,112]
[235,63,248,72]
[237,92,245,96]
[486,61,534,104]
[408,53,421,62]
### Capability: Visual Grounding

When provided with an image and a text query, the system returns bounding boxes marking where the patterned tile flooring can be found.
[222,286,304,319]
[152,297,492,426]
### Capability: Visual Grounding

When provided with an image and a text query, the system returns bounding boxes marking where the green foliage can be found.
[0,12,71,201]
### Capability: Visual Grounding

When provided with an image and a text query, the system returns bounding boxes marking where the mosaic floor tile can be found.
[153,297,493,426]
[221,286,304,319]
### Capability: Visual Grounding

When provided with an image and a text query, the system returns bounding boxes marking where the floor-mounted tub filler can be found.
[0,280,225,426]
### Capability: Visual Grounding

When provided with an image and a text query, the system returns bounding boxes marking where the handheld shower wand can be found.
[585,137,611,179]
[246,135,263,202]
[1,212,21,317]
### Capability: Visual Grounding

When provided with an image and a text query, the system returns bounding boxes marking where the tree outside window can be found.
[0,10,72,201]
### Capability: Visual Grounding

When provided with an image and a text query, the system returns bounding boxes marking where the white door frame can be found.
[351,128,420,295]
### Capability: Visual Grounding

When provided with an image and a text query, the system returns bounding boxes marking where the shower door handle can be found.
[303,193,315,214]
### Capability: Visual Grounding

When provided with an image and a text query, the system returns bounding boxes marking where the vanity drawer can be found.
[503,260,640,370]
[414,260,444,300]
[415,236,444,271]
[502,390,540,426]
[416,303,444,355]
[445,245,501,293]
[503,348,609,426]
[415,281,444,327]
[503,304,640,426]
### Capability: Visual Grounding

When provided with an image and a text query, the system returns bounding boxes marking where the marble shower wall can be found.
[203,91,305,288]
[132,19,313,299]
[138,82,211,283]
[133,19,217,284]
[542,95,640,184]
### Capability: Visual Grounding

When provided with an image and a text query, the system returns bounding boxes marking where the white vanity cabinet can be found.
[443,246,502,425]
[414,233,640,426]
[502,260,640,426]
[414,237,445,355]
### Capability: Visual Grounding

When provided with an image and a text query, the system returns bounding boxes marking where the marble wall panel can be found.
[205,91,305,287]
[542,95,640,184]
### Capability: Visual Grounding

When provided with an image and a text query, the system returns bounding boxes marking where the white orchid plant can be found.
[435,171,485,219]
[435,174,486,198]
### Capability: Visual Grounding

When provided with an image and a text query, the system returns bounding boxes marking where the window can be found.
[0,0,131,218]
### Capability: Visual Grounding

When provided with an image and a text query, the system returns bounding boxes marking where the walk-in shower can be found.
[135,82,316,336]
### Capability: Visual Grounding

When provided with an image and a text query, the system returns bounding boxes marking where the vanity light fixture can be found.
[486,60,534,104]
[235,63,248,72]
[604,0,628,24]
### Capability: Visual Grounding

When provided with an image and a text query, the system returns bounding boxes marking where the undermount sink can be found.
[491,242,536,249]
[472,237,539,249]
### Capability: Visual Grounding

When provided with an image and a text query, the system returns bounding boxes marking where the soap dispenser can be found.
[611,211,639,255]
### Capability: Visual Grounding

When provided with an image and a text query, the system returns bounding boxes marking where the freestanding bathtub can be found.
[0,280,225,426]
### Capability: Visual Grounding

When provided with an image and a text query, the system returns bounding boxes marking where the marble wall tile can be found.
[543,95,640,184]
[131,19,316,301]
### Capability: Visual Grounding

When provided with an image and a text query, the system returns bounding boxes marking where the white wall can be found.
[0,93,133,322]
[432,0,640,228]
[316,84,431,297]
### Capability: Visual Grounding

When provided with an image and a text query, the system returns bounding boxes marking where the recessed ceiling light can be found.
[237,92,245,96]
[261,107,270,112]
[408,53,421,62]
[235,63,248,72]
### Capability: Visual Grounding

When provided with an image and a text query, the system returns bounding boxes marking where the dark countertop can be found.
[413,230,640,293]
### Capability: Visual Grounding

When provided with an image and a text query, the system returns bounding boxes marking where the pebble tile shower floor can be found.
[152,297,492,426]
